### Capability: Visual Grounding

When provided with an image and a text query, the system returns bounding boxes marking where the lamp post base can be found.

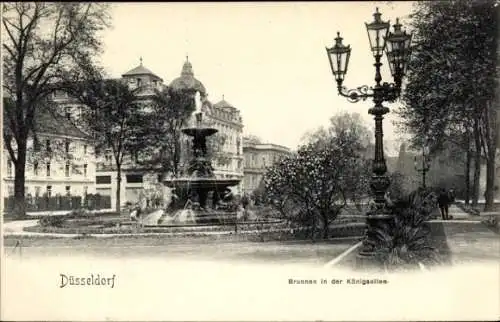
[355,213,394,271]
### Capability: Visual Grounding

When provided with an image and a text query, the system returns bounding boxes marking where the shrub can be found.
[482,215,499,233]
[39,215,66,227]
[374,189,443,270]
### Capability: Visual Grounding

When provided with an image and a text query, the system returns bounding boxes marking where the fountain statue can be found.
[153,90,241,225]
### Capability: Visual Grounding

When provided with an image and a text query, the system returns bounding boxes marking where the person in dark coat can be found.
[241,193,250,210]
[437,188,450,220]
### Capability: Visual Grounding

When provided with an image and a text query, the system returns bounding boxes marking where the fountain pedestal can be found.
[162,111,240,224]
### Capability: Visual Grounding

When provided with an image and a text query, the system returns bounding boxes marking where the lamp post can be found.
[414,146,431,189]
[325,8,412,266]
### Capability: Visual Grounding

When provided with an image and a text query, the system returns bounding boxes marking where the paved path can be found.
[430,204,482,222]
[3,208,114,217]
[429,205,499,264]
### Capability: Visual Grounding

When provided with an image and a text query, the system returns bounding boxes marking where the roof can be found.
[34,106,90,139]
[169,58,206,94]
[122,63,163,81]
[243,142,291,153]
[213,98,235,109]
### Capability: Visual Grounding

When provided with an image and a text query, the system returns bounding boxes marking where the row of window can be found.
[7,185,88,198]
[211,108,242,123]
[96,174,143,185]
[245,153,286,168]
[6,161,88,178]
[33,138,88,155]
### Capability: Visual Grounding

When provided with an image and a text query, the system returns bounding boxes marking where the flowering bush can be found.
[263,121,371,240]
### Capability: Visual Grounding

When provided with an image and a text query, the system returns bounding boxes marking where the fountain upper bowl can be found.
[182,128,218,137]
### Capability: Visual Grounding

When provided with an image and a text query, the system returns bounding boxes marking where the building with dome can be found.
[169,58,244,192]
[34,58,244,209]
[96,58,244,207]
[121,58,166,95]
[169,58,207,96]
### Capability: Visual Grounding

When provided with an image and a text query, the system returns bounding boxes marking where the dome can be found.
[213,97,235,109]
[169,58,206,95]
[122,58,162,81]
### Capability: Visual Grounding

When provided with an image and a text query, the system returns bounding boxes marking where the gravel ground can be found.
[3,235,359,266]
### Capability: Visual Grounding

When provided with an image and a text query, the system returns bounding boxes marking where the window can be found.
[137,78,142,86]
[96,175,111,184]
[83,144,87,155]
[65,106,71,120]
[46,185,52,197]
[46,162,51,177]
[8,185,14,196]
[7,158,13,177]
[83,186,88,196]
[34,161,39,176]
[53,90,67,99]
[65,140,70,154]
[34,138,41,152]
[83,164,88,177]
[126,174,143,183]
[35,186,41,197]
[65,161,70,177]
[65,186,71,196]
[46,139,51,153]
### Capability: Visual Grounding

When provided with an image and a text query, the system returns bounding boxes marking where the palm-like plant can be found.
[374,189,443,270]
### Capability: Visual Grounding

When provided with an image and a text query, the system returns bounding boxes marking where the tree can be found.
[397,0,498,210]
[131,87,195,178]
[2,2,110,215]
[63,73,142,212]
[264,112,372,239]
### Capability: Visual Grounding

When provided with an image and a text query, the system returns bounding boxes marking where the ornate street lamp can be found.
[325,8,412,266]
[414,145,431,189]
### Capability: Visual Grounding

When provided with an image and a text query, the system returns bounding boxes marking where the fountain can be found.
[155,92,241,225]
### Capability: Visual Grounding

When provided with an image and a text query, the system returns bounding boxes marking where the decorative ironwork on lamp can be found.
[325,7,413,266]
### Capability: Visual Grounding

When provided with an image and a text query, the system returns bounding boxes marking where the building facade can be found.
[96,58,244,208]
[242,139,291,194]
[17,58,246,210]
[93,60,167,207]
[2,104,97,202]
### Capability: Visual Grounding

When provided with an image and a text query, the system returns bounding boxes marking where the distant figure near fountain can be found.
[158,90,241,225]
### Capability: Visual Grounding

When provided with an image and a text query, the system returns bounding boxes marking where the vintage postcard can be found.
[1,1,499,321]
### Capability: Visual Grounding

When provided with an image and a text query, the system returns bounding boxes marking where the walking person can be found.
[437,188,450,220]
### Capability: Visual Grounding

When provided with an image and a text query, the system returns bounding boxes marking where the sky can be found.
[98,1,416,155]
